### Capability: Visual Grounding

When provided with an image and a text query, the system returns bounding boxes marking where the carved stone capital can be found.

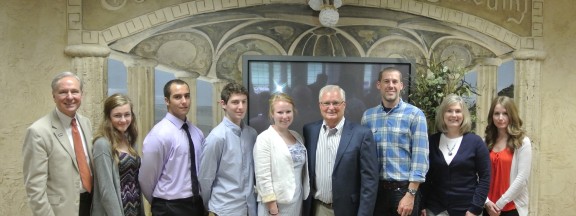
[475,58,502,67]
[123,58,158,68]
[64,44,111,57]
[175,71,201,79]
[513,49,547,61]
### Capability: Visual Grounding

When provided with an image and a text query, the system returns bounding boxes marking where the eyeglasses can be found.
[320,101,344,107]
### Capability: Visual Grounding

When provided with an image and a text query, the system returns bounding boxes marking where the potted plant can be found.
[409,56,478,134]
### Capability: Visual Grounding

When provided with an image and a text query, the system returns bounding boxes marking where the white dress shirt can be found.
[314,118,345,203]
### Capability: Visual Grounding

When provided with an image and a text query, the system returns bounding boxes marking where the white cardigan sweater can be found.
[487,136,532,216]
[253,126,310,203]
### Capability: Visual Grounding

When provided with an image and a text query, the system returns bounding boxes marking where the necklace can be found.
[446,142,457,156]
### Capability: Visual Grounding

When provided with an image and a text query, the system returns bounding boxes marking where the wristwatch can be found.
[407,188,418,196]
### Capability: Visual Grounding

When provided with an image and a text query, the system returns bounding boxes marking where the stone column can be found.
[123,58,157,151]
[513,49,546,216]
[474,58,501,137]
[211,80,229,126]
[123,57,157,216]
[64,44,111,130]
[175,71,200,124]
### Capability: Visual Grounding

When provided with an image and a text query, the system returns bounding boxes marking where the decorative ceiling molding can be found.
[66,1,545,80]
[70,1,541,50]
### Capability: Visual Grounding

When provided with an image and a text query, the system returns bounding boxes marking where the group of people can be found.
[22,68,531,216]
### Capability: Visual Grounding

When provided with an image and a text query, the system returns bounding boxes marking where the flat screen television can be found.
[242,55,415,135]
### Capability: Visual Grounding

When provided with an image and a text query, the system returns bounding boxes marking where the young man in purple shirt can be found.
[139,79,206,215]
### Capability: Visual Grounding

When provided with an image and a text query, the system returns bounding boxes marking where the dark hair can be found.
[163,79,189,98]
[221,82,248,104]
[378,67,403,81]
[484,96,525,152]
[93,94,139,163]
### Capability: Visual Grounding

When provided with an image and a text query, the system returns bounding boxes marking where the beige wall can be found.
[0,0,70,214]
[538,1,576,214]
[1,0,576,215]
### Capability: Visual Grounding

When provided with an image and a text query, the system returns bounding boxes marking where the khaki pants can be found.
[426,209,450,216]
[314,200,335,216]
[208,210,248,216]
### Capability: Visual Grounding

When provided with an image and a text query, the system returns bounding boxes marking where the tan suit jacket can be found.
[22,109,93,216]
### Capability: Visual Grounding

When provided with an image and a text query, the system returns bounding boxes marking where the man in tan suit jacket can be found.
[22,72,94,216]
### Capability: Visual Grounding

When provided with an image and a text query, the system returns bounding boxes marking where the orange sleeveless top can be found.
[488,147,516,211]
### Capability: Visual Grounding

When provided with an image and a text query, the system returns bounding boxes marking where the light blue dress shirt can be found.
[199,117,258,216]
[138,112,205,202]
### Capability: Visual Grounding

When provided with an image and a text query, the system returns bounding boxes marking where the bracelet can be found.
[269,210,279,215]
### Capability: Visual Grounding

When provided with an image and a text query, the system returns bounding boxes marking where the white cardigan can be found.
[254,126,310,204]
[487,136,532,216]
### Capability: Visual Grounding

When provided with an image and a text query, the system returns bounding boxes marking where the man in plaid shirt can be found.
[361,67,429,216]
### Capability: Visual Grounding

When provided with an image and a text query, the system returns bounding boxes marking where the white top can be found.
[253,126,310,204]
[314,118,345,203]
[439,133,463,165]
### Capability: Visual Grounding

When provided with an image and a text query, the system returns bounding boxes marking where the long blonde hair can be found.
[484,96,525,152]
[94,94,139,163]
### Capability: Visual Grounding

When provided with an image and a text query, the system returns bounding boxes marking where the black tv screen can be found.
[243,55,414,135]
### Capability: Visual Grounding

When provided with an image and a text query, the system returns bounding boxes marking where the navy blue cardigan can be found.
[421,132,491,215]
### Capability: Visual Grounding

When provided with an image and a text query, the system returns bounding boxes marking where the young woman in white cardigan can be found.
[254,93,310,216]
[483,96,532,216]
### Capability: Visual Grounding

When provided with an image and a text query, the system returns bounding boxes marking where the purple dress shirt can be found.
[139,112,205,202]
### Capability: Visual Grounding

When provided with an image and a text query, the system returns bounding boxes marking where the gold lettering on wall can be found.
[422,0,528,24]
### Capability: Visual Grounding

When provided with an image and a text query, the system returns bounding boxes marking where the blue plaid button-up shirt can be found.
[361,99,429,182]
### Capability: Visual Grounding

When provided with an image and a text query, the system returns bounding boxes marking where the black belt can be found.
[315,199,333,209]
[153,195,203,205]
[379,180,409,190]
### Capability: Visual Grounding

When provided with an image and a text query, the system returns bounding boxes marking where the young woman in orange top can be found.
[483,96,532,216]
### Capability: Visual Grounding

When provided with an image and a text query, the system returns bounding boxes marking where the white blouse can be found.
[439,133,463,165]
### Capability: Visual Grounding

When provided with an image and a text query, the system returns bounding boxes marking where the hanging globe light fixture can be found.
[308,0,342,27]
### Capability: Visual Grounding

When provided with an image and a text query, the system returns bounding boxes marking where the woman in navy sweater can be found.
[421,94,491,216]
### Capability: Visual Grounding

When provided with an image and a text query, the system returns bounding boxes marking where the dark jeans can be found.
[373,181,421,216]
[79,192,92,216]
[483,208,519,216]
[152,196,206,216]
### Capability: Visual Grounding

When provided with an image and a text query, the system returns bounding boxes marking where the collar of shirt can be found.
[55,108,76,127]
[322,117,345,135]
[165,112,188,129]
[380,98,405,113]
[222,116,244,136]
